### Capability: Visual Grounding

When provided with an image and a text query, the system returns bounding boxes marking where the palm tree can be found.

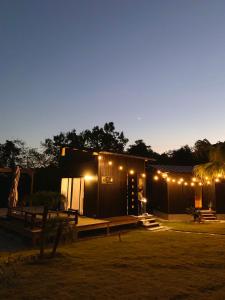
[194,143,225,182]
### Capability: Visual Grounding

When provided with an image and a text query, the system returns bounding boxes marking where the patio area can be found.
[0,207,139,245]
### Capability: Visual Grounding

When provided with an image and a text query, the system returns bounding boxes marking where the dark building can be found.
[148,165,225,220]
[60,148,153,218]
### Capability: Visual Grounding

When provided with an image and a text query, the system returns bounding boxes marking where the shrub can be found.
[26,191,66,210]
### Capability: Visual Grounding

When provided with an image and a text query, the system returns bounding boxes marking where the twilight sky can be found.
[1,0,225,153]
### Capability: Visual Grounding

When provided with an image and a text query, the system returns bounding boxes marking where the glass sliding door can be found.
[61,178,84,215]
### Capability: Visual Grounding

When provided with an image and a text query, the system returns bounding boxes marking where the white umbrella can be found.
[8,166,21,208]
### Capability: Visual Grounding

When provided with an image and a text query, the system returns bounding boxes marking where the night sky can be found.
[1,0,225,153]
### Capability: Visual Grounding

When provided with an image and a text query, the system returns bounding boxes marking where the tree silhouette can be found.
[127,139,156,158]
[41,122,129,166]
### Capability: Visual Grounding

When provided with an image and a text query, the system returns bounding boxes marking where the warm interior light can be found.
[157,170,161,174]
[215,178,220,182]
[98,155,102,160]
[198,182,202,186]
[179,178,184,182]
[191,182,195,186]
[172,179,176,183]
[84,175,94,181]
[118,165,123,171]
[108,161,112,166]
[192,177,197,182]
[184,182,188,186]
[142,173,146,178]
[61,147,66,156]
[141,198,147,203]
[167,177,171,182]
[129,170,134,175]
[154,175,159,181]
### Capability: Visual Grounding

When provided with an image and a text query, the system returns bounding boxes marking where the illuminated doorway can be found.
[61,178,84,215]
[195,186,202,209]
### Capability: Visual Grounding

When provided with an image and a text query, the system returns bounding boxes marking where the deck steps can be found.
[137,214,166,231]
[199,210,218,222]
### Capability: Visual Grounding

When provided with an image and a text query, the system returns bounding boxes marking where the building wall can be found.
[148,179,168,214]
[98,153,146,217]
[60,149,99,217]
[215,182,225,213]
[60,149,147,218]
[168,182,195,214]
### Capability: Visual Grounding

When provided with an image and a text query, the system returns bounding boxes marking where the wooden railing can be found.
[7,207,79,229]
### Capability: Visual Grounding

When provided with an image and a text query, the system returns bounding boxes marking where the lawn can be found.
[165,221,225,235]
[1,225,225,299]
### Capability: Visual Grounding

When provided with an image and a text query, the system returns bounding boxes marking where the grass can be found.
[1,224,225,299]
[165,221,225,234]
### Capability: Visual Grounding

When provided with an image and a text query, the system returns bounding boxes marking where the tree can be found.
[127,139,156,158]
[41,122,129,166]
[0,140,26,168]
[193,139,212,164]
[194,143,225,181]
[81,122,128,152]
[166,145,195,165]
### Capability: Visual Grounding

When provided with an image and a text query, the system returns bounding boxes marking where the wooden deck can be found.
[76,215,139,236]
[0,210,139,245]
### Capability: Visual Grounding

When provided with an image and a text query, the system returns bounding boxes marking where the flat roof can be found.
[65,148,155,161]
[99,151,155,161]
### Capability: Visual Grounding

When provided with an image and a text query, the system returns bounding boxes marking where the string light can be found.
[154,169,225,186]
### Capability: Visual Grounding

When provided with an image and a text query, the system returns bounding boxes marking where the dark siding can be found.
[83,181,98,218]
[168,183,195,213]
[148,179,168,213]
[215,182,225,213]
[60,150,98,178]
[202,185,215,210]
[98,154,145,217]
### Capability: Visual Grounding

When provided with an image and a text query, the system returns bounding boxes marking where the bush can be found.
[26,191,66,210]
